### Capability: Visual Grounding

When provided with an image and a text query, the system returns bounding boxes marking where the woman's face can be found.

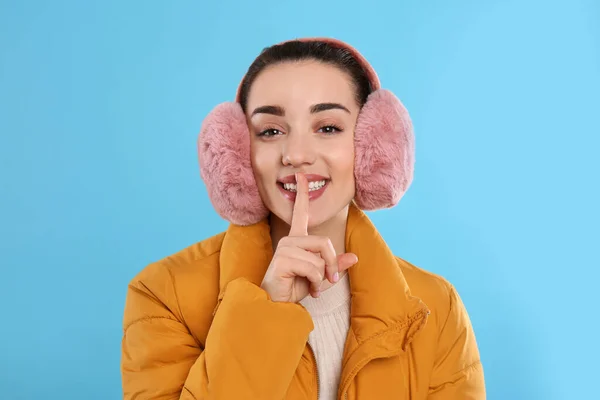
[246,60,360,229]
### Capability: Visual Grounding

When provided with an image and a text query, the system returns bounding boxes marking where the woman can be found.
[121,37,485,399]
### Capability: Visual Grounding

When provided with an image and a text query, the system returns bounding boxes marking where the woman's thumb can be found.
[337,252,358,272]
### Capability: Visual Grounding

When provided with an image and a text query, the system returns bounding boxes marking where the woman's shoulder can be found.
[395,257,453,296]
[395,256,483,388]
[394,256,472,327]
[130,230,226,286]
[124,231,227,343]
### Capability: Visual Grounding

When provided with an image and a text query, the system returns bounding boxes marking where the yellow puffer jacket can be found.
[121,204,485,399]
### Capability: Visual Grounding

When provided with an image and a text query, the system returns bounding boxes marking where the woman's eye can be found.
[318,125,342,134]
[258,128,283,137]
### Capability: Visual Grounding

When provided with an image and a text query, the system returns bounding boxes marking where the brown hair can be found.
[238,40,373,113]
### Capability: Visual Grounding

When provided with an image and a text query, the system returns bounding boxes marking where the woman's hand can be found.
[260,173,358,303]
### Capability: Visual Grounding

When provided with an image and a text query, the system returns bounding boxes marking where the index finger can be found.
[289,172,309,236]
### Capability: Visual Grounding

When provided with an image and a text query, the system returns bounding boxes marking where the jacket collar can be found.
[343,204,429,343]
[218,203,429,345]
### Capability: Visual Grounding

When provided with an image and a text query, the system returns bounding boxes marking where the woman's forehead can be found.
[246,61,358,114]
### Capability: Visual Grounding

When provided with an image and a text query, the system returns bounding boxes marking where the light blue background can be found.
[1,0,598,399]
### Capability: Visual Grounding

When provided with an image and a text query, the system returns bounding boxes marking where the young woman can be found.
[121,37,485,399]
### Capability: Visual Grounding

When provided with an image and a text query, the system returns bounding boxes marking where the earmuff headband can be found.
[234,37,381,103]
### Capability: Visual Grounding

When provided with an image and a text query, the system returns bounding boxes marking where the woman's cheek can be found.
[327,136,355,167]
[251,144,279,180]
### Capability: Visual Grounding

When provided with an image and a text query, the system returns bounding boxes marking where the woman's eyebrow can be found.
[310,103,350,114]
[250,103,350,117]
[251,105,285,117]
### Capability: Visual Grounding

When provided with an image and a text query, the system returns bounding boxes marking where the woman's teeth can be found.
[283,180,326,192]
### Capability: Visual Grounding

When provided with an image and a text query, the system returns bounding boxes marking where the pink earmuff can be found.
[198,37,414,226]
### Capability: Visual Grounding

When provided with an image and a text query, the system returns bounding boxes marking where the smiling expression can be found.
[246,60,361,228]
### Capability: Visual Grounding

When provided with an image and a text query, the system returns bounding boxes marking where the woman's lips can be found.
[277,173,328,184]
[277,180,330,202]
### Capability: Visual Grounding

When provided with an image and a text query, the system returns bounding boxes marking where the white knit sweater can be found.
[300,273,352,400]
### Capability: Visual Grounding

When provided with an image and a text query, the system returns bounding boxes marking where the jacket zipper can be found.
[308,344,349,400]
[307,343,320,399]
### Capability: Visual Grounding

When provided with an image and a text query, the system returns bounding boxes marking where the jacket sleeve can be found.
[121,264,314,400]
[427,285,486,399]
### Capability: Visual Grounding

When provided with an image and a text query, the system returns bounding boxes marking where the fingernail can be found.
[295,172,299,182]
[333,272,339,282]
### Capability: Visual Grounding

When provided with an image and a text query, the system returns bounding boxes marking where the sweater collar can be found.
[299,272,351,317]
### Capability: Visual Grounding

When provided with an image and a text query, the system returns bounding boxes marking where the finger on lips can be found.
[289,173,341,284]
[290,172,309,237]
[286,172,357,297]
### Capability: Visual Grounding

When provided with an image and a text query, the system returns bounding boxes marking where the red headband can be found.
[234,37,381,103]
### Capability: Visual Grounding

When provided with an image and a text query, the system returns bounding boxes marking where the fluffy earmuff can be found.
[353,89,414,210]
[197,102,269,226]
[197,38,414,226]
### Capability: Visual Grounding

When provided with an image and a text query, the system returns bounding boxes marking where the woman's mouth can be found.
[276,176,330,202]
[281,180,327,192]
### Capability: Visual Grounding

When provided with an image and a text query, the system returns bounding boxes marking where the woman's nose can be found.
[281,132,316,167]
